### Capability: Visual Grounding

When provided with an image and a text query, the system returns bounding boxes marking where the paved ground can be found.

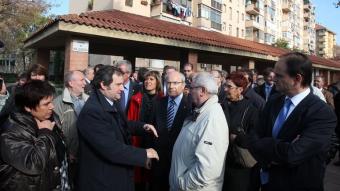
[325,155,340,191]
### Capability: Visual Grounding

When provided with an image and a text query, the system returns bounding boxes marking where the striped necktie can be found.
[166,99,176,130]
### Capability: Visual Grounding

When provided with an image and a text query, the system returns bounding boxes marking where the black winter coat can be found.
[0,112,67,191]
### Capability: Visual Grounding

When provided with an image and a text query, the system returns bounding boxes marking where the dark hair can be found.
[227,72,248,90]
[17,72,27,80]
[162,65,176,74]
[92,66,122,90]
[279,52,312,87]
[15,80,55,110]
[27,64,48,81]
[94,64,104,74]
[263,67,274,77]
[184,63,193,70]
[137,67,149,82]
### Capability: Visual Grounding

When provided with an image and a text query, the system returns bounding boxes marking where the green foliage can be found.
[272,38,290,49]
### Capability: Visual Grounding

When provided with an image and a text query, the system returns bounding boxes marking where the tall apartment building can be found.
[245,0,265,43]
[302,0,316,55]
[315,24,336,58]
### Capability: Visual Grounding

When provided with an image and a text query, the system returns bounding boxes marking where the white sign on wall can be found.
[72,40,89,53]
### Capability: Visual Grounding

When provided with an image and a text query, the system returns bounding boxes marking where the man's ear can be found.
[24,106,31,113]
[100,81,107,90]
[295,74,303,84]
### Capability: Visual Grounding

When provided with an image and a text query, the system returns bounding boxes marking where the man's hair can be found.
[238,69,253,84]
[27,64,48,81]
[92,66,122,90]
[15,80,55,110]
[64,70,82,87]
[315,75,325,82]
[165,71,185,83]
[279,52,312,87]
[183,63,193,70]
[263,67,274,77]
[94,64,104,74]
[211,70,222,78]
[84,67,94,75]
[163,65,177,74]
[116,60,132,73]
[192,72,218,95]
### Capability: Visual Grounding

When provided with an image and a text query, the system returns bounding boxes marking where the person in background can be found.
[53,70,89,186]
[93,63,104,74]
[83,67,94,95]
[314,75,334,109]
[116,60,138,113]
[127,70,164,191]
[0,80,70,190]
[0,75,9,112]
[161,65,177,95]
[183,63,194,86]
[222,72,258,191]
[7,72,27,95]
[0,64,48,126]
[248,52,336,191]
[169,72,229,191]
[239,69,265,110]
[211,70,226,103]
[256,75,265,86]
[255,67,279,102]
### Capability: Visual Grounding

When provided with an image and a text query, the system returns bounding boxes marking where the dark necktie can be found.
[120,88,126,111]
[166,99,176,130]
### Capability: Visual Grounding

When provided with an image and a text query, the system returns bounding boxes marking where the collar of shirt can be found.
[124,80,130,90]
[287,88,310,108]
[168,93,183,106]
[105,97,114,106]
[265,83,273,88]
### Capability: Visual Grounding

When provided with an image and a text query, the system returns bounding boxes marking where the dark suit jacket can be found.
[244,86,266,111]
[77,89,147,191]
[249,92,336,191]
[122,80,139,114]
[255,83,279,101]
[149,94,192,190]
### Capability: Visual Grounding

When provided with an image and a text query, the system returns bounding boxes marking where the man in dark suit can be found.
[83,66,94,95]
[249,52,337,191]
[149,71,192,191]
[117,60,138,113]
[211,70,226,103]
[255,67,279,101]
[77,66,159,191]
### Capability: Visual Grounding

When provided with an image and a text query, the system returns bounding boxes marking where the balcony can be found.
[246,3,260,15]
[282,2,292,12]
[245,20,263,31]
[303,4,311,12]
[211,0,222,11]
[211,21,222,31]
[304,12,310,20]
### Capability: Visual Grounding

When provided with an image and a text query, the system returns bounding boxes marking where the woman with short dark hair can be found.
[0,80,70,191]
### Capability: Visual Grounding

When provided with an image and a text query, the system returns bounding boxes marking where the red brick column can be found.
[180,51,198,72]
[64,38,89,73]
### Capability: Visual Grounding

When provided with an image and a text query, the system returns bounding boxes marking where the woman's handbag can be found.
[231,106,257,168]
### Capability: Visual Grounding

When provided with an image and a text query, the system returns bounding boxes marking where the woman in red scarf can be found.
[127,70,164,190]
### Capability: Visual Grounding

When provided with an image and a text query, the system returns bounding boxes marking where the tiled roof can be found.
[26,9,340,69]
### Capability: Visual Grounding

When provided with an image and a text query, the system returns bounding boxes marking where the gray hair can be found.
[165,71,185,83]
[84,67,94,75]
[64,70,82,87]
[116,60,132,73]
[192,72,218,95]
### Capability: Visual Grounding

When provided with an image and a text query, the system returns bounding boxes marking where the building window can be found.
[229,7,232,20]
[125,0,133,7]
[237,11,239,23]
[242,13,244,21]
[229,24,232,35]
[223,22,226,31]
[242,29,244,37]
[236,27,239,37]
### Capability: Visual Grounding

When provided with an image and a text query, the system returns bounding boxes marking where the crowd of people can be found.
[0,51,339,191]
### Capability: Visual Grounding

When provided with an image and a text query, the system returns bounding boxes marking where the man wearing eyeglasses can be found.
[149,71,192,191]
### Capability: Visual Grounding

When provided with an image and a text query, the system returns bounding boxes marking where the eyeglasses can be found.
[189,86,202,90]
[167,81,183,86]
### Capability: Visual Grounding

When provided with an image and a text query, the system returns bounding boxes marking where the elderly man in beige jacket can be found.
[169,72,229,191]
